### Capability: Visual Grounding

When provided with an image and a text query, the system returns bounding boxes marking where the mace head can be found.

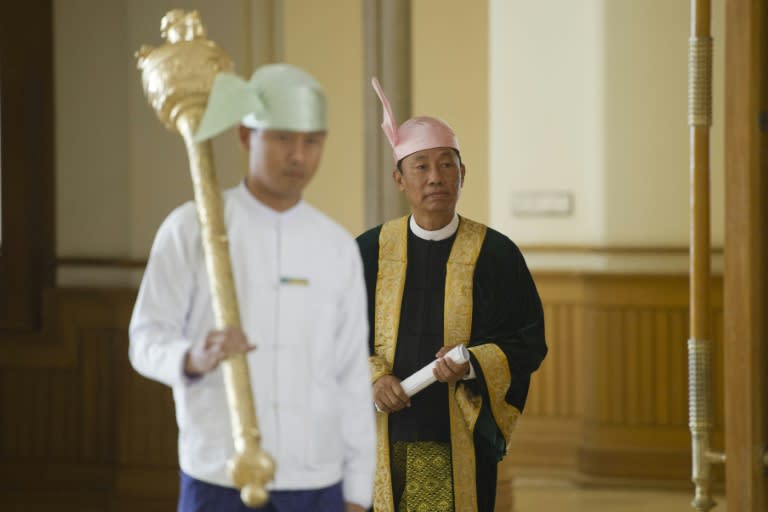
[160,9,207,43]
[135,9,234,132]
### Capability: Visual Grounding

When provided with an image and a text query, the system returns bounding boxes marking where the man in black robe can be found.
[357,78,548,512]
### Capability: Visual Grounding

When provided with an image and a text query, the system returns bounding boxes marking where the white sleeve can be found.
[335,239,376,508]
[129,207,198,388]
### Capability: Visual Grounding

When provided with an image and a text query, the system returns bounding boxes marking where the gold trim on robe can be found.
[371,215,489,511]
[369,355,392,384]
[372,216,409,512]
[467,344,521,452]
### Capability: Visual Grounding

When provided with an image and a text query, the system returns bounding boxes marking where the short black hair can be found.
[396,148,463,172]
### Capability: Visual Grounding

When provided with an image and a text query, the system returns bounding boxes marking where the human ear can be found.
[392,169,405,191]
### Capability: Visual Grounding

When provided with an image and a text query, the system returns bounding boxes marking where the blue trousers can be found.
[178,472,345,512]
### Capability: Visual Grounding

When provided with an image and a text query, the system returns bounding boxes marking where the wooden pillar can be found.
[242,0,283,71]
[724,0,768,510]
[362,0,410,229]
[0,0,55,330]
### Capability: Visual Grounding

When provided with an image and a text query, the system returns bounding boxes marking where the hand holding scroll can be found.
[374,344,470,413]
[433,344,471,385]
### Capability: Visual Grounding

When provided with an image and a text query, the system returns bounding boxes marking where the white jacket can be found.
[129,183,375,508]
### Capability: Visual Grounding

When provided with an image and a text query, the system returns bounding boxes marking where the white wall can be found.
[55,0,132,258]
[489,0,725,249]
[55,0,726,278]
[490,0,604,244]
[282,0,365,237]
[412,0,489,225]
[55,0,366,267]
[55,0,249,260]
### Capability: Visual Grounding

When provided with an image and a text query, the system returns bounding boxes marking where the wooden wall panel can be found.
[587,305,692,428]
[508,272,724,486]
[116,337,178,468]
[0,289,178,510]
[0,272,726,508]
[506,276,586,469]
[527,303,580,418]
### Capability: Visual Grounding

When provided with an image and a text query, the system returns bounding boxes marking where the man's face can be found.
[394,147,465,218]
[240,127,326,202]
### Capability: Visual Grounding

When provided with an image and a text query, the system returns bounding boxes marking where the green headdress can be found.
[194,64,327,142]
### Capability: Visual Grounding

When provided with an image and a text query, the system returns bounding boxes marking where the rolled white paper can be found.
[400,344,470,396]
[375,344,470,412]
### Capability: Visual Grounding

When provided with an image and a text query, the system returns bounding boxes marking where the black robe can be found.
[357,216,548,511]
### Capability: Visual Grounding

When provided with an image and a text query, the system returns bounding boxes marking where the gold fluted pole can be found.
[687,1,725,511]
[135,10,275,507]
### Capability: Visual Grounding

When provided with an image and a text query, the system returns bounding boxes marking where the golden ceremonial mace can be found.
[135,10,275,506]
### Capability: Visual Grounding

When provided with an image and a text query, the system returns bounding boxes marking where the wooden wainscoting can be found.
[504,272,724,487]
[0,288,179,511]
[0,272,723,509]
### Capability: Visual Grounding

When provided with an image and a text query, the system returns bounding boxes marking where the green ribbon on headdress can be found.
[194,64,327,142]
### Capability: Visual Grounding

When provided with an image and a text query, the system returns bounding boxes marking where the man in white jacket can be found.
[129,64,375,512]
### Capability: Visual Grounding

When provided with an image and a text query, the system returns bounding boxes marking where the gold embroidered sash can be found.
[371,216,408,511]
[371,215,487,511]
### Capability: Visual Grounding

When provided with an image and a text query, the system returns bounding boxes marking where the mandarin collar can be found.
[235,180,305,220]
[409,214,459,241]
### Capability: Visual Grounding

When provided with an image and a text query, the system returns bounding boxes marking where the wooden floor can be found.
[513,479,727,512]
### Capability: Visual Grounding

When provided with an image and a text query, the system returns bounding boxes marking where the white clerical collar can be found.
[409,214,459,241]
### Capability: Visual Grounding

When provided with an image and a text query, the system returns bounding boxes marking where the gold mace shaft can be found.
[687,1,725,511]
[135,10,275,507]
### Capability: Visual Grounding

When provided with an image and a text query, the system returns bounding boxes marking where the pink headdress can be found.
[371,77,460,162]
